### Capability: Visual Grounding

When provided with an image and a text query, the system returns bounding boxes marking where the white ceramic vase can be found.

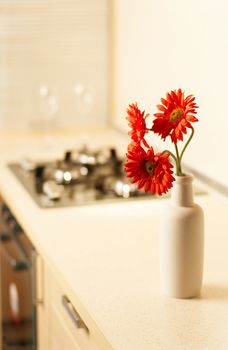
[160,174,204,298]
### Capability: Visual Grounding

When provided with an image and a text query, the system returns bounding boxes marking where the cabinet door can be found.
[37,261,102,350]
[51,304,81,350]
[36,253,50,350]
[0,254,2,350]
[50,270,101,350]
[36,257,81,350]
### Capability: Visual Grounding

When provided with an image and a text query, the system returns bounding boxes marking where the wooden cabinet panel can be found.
[36,259,101,350]
[36,254,50,350]
[50,272,100,350]
[51,304,81,350]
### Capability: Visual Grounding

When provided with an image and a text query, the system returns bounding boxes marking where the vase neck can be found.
[171,175,194,207]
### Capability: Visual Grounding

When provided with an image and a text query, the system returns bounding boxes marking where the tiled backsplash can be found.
[0,0,110,131]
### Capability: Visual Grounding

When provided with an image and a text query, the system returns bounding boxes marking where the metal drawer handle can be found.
[62,295,88,331]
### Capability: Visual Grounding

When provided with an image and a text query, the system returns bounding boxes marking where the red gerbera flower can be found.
[124,143,175,195]
[152,89,198,143]
[126,103,149,147]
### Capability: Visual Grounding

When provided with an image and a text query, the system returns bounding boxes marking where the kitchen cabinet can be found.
[0,272,1,349]
[36,253,50,350]
[0,215,4,347]
[51,306,81,350]
[36,255,101,350]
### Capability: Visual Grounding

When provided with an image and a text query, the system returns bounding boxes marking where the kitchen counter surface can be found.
[0,130,228,350]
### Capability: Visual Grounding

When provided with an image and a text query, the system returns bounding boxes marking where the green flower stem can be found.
[162,150,177,164]
[147,127,195,176]
[162,149,182,175]
[180,127,195,163]
[174,143,183,176]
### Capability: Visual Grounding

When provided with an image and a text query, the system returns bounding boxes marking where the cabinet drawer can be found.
[51,303,81,350]
[50,273,101,350]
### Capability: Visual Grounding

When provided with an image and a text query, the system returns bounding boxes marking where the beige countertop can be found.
[0,130,228,350]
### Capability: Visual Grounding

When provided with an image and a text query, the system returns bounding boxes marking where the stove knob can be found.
[42,180,62,201]
[35,165,45,181]
[110,148,117,160]
[0,232,11,242]
[1,205,13,223]
[64,151,72,163]
[109,149,122,174]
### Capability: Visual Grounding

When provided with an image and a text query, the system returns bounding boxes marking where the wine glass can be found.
[39,84,59,148]
[74,82,94,123]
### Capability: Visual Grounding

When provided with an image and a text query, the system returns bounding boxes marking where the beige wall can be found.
[112,0,228,188]
[0,0,110,131]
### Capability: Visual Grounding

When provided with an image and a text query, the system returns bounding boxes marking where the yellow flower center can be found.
[145,161,156,175]
[170,108,184,122]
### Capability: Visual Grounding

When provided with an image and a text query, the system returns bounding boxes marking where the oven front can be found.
[0,201,36,350]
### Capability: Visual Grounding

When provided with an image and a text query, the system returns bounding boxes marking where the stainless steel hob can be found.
[8,146,160,208]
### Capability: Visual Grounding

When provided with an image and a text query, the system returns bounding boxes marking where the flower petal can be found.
[152,89,199,143]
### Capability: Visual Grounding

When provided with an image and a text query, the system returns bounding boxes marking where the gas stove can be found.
[8,146,159,208]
